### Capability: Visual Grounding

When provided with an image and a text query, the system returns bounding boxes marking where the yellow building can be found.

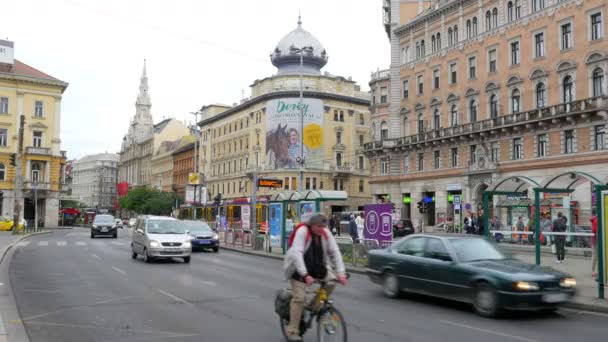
[151,135,195,192]
[199,19,372,214]
[0,39,68,227]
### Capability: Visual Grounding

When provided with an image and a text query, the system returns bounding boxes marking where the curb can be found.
[0,231,52,265]
[564,299,608,314]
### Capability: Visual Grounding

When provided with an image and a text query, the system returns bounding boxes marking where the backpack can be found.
[287,223,311,249]
[274,289,292,319]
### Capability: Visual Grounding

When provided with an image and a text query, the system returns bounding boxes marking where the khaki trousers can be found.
[286,278,336,336]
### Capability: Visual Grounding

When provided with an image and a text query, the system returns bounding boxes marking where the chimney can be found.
[0,39,15,68]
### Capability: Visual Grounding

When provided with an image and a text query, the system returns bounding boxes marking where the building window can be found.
[449,63,457,84]
[336,131,342,145]
[305,178,311,190]
[466,20,472,38]
[415,42,421,59]
[403,155,410,173]
[450,148,458,167]
[513,138,523,160]
[490,94,498,118]
[491,142,500,162]
[561,22,572,50]
[450,104,458,126]
[358,114,364,125]
[488,49,497,73]
[380,87,388,103]
[380,121,389,140]
[359,134,364,147]
[34,101,43,117]
[534,32,545,58]
[492,8,498,27]
[417,113,424,134]
[514,0,521,19]
[538,134,548,157]
[358,180,364,193]
[472,17,478,35]
[536,83,546,108]
[593,68,605,97]
[532,0,545,12]
[420,40,426,57]
[433,150,440,169]
[403,80,409,99]
[591,12,603,41]
[431,35,436,53]
[358,156,364,169]
[0,129,6,147]
[470,145,477,164]
[507,1,514,22]
[564,130,574,154]
[31,163,41,183]
[380,158,390,175]
[486,11,492,30]
[433,69,440,89]
[417,153,424,171]
[563,76,574,103]
[510,41,520,65]
[448,28,453,46]
[468,56,477,79]
[433,109,440,130]
[333,110,339,121]
[417,75,424,95]
[511,89,521,113]
[469,99,477,122]
[595,125,606,150]
[336,153,342,167]
[436,33,441,50]
[0,97,7,114]
[33,131,42,147]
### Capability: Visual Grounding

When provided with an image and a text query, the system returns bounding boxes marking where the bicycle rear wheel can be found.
[316,307,347,342]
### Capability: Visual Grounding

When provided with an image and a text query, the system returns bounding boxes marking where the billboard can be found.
[269,203,282,247]
[364,204,393,243]
[117,182,129,197]
[241,205,250,229]
[265,98,324,169]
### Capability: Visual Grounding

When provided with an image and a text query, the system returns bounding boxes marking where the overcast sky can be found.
[3,0,389,159]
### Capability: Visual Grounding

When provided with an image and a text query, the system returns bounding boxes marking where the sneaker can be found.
[555,259,560,263]
[286,334,303,342]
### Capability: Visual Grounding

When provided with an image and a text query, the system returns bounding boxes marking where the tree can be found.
[119,187,176,215]
[60,200,86,209]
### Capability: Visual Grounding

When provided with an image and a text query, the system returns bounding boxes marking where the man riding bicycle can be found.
[283,213,348,341]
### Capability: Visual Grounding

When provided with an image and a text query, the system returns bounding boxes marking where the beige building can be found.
[367,0,608,227]
[150,135,195,192]
[199,19,372,213]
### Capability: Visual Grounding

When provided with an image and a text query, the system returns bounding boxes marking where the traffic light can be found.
[9,153,16,166]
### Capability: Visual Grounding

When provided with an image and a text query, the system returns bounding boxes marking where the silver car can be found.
[131,216,192,263]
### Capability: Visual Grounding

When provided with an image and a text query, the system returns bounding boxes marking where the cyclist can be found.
[283,213,348,341]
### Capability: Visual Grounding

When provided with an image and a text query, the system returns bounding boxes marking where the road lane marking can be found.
[111,266,127,275]
[75,241,87,246]
[56,241,67,246]
[18,320,200,338]
[91,254,101,260]
[440,320,538,342]
[38,241,48,246]
[16,241,30,247]
[111,241,123,245]
[22,289,60,294]
[157,289,191,305]
[199,280,217,287]
[21,296,133,321]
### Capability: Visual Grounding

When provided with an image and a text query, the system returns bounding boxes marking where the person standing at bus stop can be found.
[590,214,598,278]
[355,214,365,241]
[553,212,567,263]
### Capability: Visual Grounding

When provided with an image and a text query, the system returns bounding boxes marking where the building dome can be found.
[270,17,328,75]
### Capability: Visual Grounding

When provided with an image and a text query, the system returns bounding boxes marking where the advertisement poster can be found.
[265,98,324,169]
[364,204,393,243]
[241,205,250,229]
[269,203,282,247]
[299,201,316,223]
[603,193,608,284]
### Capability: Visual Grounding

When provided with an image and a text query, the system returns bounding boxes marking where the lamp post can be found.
[190,110,201,220]
[291,46,313,193]
[33,180,38,233]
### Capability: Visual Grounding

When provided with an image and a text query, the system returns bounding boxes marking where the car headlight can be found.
[92,225,97,229]
[514,281,539,291]
[212,233,219,240]
[112,225,117,229]
[149,240,160,248]
[560,278,576,288]
[183,241,192,248]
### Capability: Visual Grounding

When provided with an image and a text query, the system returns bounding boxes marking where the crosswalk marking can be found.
[16,241,30,247]
[111,241,123,246]
[57,241,67,246]
[27,240,127,248]
[38,241,48,246]
[75,241,87,246]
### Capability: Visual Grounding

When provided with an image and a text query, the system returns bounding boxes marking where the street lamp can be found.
[190,110,202,220]
[33,179,38,232]
[290,45,313,192]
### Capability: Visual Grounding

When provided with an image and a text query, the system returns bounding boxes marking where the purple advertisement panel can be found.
[364,204,393,243]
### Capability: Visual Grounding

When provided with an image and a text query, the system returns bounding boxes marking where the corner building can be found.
[199,19,372,212]
[367,0,608,227]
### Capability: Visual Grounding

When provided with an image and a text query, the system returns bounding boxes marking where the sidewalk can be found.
[220,244,608,313]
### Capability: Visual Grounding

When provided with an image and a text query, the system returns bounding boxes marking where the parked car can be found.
[91,214,118,238]
[0,217,25,231]
[129,218,137,227]
[366,234,576,317]
[393,219,415,237]
[115,219,123,229]
[131,216,192,263]
[182,220,219,252]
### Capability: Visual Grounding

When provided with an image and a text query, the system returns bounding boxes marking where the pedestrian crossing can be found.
[16,240,129,247]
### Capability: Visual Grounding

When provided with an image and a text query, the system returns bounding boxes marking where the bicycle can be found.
[276,277,348,342]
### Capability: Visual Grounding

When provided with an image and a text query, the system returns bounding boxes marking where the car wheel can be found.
[382,272,400,298]
[143,248,152,263]
[113,233,118,239]
[473,282,500,317]
[183,256,191,263]
[90,233,95,239]
[213,247,219,253]
[131,251,137,259]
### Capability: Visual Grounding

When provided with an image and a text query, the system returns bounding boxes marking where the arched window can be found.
[415,42,420,58]
[472,17,478,35]
[436,32,441,50]
[420,40,426,57]
[453,25,459,43]
[450,105,458,126]
[431,35,436,52]
[563,76,574,103]
[405,46,410,62]
[466,20,472,38]
[492,8,498,27]
[511,89,521,113]
[0,163,5,181]
[448,28,453,45]
[486,11,492,30]
[536,83,546,108]
[31,162,41,183]
[469,99,478,122]
[336,152,342,167]
[507,1,514,22]
[403,117,409,136]
[433,108,441,130]
[490,94,498,118]
[380,121,388,140]
[417,113,424,134]
[515,0,521,19]
[593,68,605,97]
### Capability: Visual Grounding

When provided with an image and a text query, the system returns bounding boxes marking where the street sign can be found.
[257,178,283,188]
[454,203,461,210]
[453,195,461,205]
[188,173,203,185]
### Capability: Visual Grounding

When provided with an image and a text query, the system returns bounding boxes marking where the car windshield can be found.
[450,238,506,262]
[182,221,212,234]
[146,220,184,234]
[94,215,114,225]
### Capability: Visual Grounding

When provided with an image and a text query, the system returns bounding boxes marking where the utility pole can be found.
[12,115,24,235]
[190,111,200,220]
[33,181,38,232]
[298,48,304,193]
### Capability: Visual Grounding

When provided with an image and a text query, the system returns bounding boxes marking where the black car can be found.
[393,219,415,237]
[366,234,576,317]
[91,214,118,238]
[182,220,219,252]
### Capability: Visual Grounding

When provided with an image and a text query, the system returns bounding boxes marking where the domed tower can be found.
[270,16,328,76]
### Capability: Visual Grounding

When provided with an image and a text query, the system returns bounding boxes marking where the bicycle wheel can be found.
[316,307,347,342]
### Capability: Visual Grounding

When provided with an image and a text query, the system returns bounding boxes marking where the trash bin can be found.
[255,234,265,251]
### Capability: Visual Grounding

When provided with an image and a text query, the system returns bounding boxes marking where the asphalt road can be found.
[7,228,607,342]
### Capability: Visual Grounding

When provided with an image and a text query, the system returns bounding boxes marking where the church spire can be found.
[137,59,151,106]
[297,11,302,28]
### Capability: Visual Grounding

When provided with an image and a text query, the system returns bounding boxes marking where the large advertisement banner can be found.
[265,98,324,170]
[364,204,393,243]
[241,205,250,229]
[269,203,282,248]
[299,201,316,223]
[602,193,608,284]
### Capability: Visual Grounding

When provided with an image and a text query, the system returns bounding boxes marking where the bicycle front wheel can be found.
[316,307,347,342]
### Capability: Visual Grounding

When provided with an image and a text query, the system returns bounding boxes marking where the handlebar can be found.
[314,272,350,285]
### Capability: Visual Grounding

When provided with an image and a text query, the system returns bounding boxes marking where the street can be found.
[6,228,607,342]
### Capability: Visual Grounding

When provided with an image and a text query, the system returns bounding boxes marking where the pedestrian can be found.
[464,213,472,234]
[477,210,485,236]
[355,213,365,240]
[591,214,598,278]
[329,214,337,236]
[552,212,567,263]
[334,214,341,236]
[348,215,358,242]
[471,213,479,234]
[542,214,552,246]
[516,216,525,244]
[492,216,503,242]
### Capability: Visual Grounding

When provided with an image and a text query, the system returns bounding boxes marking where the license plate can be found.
[198,240,211,245]
[542,293,568,303]
[101,228,108,232]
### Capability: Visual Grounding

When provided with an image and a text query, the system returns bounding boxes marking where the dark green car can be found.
[366,234,576,317]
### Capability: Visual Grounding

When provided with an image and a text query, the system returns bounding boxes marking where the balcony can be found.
[370,69,390,82]
[25,181,51,191]
[26,147,51,156]
[364,96,608,155]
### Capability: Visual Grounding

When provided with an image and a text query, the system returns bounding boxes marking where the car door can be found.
[133,219,145,253]
[417,237,461,299]
[392,236,428,292]
[0,217,8,230]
